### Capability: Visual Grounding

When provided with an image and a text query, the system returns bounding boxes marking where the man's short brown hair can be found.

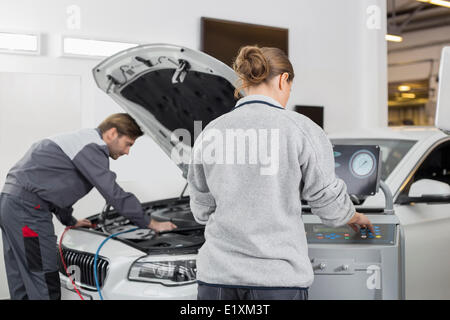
[98,113,144,140]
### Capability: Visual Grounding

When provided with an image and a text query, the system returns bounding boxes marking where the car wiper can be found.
[158,225,205,235]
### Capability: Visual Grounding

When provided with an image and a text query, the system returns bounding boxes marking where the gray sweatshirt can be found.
[187,94,355,288]
[3,128,150,228]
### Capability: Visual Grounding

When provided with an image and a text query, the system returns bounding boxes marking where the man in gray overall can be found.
[0,113,176,300]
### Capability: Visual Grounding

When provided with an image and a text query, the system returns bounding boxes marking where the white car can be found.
[330,126,450,299]
[58,44,450,300]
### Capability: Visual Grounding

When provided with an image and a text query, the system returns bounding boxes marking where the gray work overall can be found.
[0,128,150,299]
[0,189,60,300]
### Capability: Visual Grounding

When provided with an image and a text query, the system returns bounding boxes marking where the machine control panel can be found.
[305,224,396,245]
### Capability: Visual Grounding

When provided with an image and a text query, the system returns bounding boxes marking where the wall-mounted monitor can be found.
[294,105,324,129]
[201,17,289,67]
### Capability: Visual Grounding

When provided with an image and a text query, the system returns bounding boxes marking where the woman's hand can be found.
[148,219,177,232]
[346,212,374,233]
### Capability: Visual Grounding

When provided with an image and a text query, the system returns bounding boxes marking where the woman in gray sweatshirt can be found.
[187,45,373,300]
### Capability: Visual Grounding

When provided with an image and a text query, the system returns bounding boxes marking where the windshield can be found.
[330,139,417,181]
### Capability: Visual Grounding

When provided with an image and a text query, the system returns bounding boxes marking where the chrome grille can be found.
[58,247,109,288]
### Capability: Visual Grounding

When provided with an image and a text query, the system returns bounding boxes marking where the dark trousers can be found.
[0,193,61,300]
[197,282,308,300]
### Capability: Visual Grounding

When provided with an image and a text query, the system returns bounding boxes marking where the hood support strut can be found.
[172,59,190,84]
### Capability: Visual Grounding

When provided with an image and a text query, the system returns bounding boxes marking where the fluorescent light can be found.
[62,37,138,58]
[0,32,39,54]
[431,0,450,8]
[401,93,416,99]
[398,85,411,92]
[417,0,450,9]
[386,34,403,42]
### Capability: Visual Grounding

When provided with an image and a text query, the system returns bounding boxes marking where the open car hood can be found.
[93,43,239,177]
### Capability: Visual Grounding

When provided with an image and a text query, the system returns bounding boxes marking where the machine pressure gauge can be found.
[349,150,376,178]
[333,144,380,195]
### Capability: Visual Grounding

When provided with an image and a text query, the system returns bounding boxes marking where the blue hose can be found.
[94,227,139,300]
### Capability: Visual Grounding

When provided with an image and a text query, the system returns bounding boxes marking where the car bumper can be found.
[60,274,198,300]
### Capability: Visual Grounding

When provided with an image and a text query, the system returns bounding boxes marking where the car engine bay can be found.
[87,196,205,254]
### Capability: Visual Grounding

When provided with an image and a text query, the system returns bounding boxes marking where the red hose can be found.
[58,226,84,300]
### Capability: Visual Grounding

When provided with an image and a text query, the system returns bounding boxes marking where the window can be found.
[403,140,450,195]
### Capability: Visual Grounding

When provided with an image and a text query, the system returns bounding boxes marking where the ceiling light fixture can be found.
[417,0,450,9]
[398,85,411,91]
[386,34,403,42]
[401,93,416,99]
[0,31,40,54]
[61,36,138,58]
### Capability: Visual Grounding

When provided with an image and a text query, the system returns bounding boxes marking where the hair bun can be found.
[233,46,270,85]
[232,45,294,98]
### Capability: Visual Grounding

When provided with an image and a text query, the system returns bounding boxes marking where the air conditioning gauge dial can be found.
[349,150,376,178]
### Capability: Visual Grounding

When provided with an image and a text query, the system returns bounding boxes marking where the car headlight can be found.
[128,255,197,286]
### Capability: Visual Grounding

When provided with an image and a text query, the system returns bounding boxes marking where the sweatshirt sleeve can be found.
[187,136,217,225]
[298,122,355,227]
[72,143,150,229]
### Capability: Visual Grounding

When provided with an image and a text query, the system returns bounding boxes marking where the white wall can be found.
[0,0,387,299]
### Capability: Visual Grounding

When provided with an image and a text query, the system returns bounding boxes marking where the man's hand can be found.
[347,212,374,234]
[148,219,177,232]
[74,219,92,228]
